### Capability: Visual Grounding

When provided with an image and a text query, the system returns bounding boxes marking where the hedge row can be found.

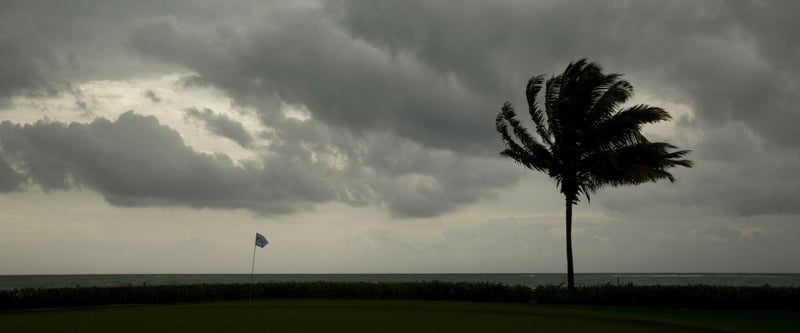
[2,282,798,310]
[0,281,531,310]
[534,283,800,309]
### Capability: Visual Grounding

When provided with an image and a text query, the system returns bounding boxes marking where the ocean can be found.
[1,273,799,290]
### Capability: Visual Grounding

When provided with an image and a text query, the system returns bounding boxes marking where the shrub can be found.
[3,282,798,311]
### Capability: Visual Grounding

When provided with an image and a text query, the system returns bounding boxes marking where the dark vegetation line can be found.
[2,281,799,311]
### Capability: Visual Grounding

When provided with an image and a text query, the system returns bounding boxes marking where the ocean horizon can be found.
[2,273,799,290]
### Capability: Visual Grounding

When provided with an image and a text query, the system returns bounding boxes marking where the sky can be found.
[1,0,799,275]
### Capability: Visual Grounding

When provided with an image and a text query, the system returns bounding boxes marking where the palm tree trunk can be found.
[565,198,575,292]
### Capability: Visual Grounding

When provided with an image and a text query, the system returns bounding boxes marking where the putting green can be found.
[1,300,796,332]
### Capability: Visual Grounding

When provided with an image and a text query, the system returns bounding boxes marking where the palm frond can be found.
[498,103,536,150]
[495,105,527,153]
[556,59,612,135]
[544,75,563,138]
[496,102,553,172]
[588,77,633,121]
[526,75,553,146]
[526,75,545,108]
[580,142,693,188]
[618,104,672,124]
[587,104,672,151]
[564,59,601,110]
[499,146,549,172]
[559,61,583,100]
[575,63,608,113]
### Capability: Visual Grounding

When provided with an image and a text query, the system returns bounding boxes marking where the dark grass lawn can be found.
[1,299,797,333]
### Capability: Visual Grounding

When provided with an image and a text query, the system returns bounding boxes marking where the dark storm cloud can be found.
[0,0,255,89]
[123,8,527,216]
[330,0,800,150]
[127,11,497,155]
[599,123,800,217]
[0,152,26,192]
[597,0,800,151]
[688,126,800,216]
[362,134,519,218]
[3,0,800,218]
[0,0,148,104]
[6,0,800,152]
[327,0,800,217]
[183,107,254,148]
[0,112,341,214]
[1,0,524,220]
[121,1,800,155]
[0,112,517,217]
[0,15,58,107]
[256,114,521,217]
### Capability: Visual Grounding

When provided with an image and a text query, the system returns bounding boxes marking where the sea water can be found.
[1,273,799,290]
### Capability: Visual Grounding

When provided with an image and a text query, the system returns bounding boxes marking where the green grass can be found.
[1,300,797,333]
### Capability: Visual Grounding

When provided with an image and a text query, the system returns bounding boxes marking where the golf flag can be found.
[255,232,268,248]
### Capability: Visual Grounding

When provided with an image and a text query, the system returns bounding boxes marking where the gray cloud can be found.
[120,6,525,217]
[359,133,520,217]
[143,90,161,103]
[0,0,239,103]
[126,1,799,150]
[259,114,521,217]
[2,0,799,220]
[0,111,518,217]
[122,0,800,219]
[327,0,800,217]
[0,0,174,108]
[0,112,333,214]
[0,151,26,192]
[599,122,800,217]
[183,107,254,148]
[610,0,800,151]
[127,11,498,155]
[6,0,800,152]
[0,16,59,107]
[330,0,800,151]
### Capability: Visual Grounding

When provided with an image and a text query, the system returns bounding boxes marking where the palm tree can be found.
[495,59,692,292]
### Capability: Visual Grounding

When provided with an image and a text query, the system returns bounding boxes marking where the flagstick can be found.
[249,240,257,317]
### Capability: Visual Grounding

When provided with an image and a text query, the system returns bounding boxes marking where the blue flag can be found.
[255,233,268,248]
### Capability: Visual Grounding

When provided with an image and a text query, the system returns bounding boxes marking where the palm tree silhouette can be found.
[495,59,693,292]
